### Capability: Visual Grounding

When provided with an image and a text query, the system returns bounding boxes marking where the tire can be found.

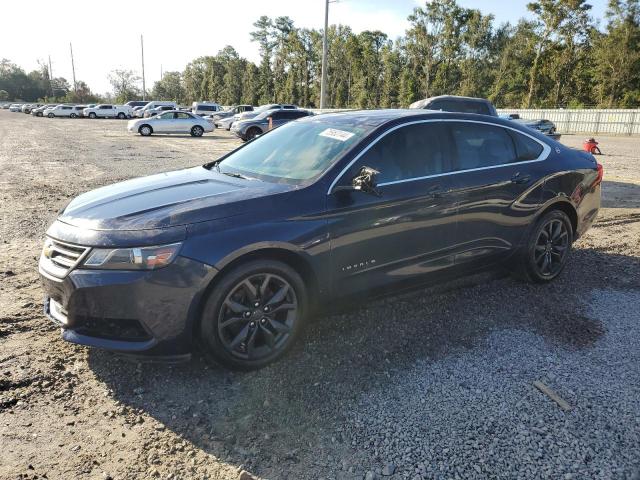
[518,210,573,283]
[190,125,204,137]
[199,259,308,370]
[47,113,54,118]
[138,125,152,136]
[246,127,262,141]
[117,112,126,119]
[36,112,42,117]
[88,112,97,119]
[70,113,77,119]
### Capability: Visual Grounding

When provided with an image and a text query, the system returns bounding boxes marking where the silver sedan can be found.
[127,111,215,137]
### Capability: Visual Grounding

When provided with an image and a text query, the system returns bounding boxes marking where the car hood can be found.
[57,166,295,231]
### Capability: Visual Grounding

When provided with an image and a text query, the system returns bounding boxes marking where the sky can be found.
[1,0,609,95]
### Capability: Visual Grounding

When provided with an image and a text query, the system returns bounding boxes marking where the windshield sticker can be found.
[319,128,355,142]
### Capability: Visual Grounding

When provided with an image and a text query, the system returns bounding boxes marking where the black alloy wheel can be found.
[199,260,307,370]
[520,210,572,283]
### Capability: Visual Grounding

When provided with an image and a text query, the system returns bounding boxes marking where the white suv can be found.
[83,104,133,119]
[43,105,80,118]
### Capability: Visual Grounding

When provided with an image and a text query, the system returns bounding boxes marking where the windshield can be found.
[210,119,370,184]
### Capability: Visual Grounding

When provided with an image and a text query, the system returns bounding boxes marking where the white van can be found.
[139,101,177,117]
[191,102,222,116]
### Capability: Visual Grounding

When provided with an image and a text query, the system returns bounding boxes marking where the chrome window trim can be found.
[326,118,551,194]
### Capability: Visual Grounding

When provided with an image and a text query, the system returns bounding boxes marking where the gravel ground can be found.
[1,111,639,480]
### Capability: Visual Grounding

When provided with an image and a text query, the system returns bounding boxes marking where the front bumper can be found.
[40,256,217,358]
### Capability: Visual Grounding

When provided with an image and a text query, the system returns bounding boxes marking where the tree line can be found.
[3,0,639,108]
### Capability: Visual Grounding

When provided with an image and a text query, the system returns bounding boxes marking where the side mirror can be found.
[334,166,381,197]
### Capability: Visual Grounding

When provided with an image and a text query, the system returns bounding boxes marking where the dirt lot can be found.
[1,111,639,480]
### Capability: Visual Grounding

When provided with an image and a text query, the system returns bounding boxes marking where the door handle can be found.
[511,172,532,184]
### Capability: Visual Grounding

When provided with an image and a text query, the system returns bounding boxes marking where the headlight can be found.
[82,243,182,270]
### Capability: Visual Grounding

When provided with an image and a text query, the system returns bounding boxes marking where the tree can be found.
[151,71,185,102]
[108,69,141,103]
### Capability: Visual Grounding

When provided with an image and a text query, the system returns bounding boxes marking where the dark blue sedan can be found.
[39,109,602,369]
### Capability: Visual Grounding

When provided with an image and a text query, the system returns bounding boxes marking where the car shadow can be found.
[602,180,640,208]
[140,134,233,141]
[88,247,637,477]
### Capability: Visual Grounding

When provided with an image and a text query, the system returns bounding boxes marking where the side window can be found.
[353,123,450,184]
[461,101,490,115]
[270,111,286,120]
[159,112,173,119]
[509,131,544,161]
[176,112,191,119]
[449,122,516,170]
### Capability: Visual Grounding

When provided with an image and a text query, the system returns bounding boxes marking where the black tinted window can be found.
[100,105,112,109]
[356,123,450,183]
[197,105,217,111]
[449,122,516,170]
[510,131,544,161]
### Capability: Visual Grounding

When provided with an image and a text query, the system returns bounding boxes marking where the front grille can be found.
[39,238,90,279]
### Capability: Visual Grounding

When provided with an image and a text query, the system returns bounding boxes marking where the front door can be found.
[327,121,458,297]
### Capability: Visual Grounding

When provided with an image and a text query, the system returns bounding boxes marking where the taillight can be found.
[593,163,603,187]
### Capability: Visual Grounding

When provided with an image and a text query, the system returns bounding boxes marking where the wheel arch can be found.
[189,245,320,341]
[537,199,578,237]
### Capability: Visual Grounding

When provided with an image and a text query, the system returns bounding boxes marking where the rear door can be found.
[327,121,458,297]
[174,112,195,132]
[445,120,549,266]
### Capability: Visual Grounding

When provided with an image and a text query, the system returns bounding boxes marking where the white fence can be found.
[497,109,640,136]
[311,108,640,136]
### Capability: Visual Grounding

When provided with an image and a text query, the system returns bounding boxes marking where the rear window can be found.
[429,100,490,115]
[197,105,218,111]
[510,131,544,160]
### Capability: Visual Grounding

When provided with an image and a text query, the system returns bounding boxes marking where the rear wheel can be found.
[138,125,152,136]
[519,210,572,283]
[47,113,54,118]
[117,112,126,119]
[70,113,77,118]
[191,125,204,137]
[88,112,97,119]
[199,260,308,370]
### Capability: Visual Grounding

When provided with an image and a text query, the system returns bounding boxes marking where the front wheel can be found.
[519,210,572,283]
[245,127,262,141]
[88,112,97,119]
[138,125,152,136]
[190,125,204,137]
[199,260,308,370]
[70,113,77,118]
[47,113,54,118]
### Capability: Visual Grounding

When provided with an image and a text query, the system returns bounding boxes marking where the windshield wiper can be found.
[221,171,249,179]
[204,159,222,171]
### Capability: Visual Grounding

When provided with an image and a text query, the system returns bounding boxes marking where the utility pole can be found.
[320,0,330,110]
[48,55,53,97]
[141,35,146,100]
[160,64,163,81]
[69,42,77,93]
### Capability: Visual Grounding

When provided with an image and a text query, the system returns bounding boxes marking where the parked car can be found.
[215,115,236,131]
[1,103,10,109]
[231,109,313,141]
[409,95,498,116]
[517,119,560,139]
[22,103,41,114]
[44,105,81,118]
[210,105,254,126]
[500,113,521,120]
[83,104,133,119]
[38,109,602,369]
[127,110,214,137]
[9,104,23,112]
[144,105,177,118]
[31,104,57,117]
[131,106,145,117]
[125,100,150,108]
[140,101,177,117]
[235,103,297,122]
[73,105,87,117]
[191,102,223,116]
